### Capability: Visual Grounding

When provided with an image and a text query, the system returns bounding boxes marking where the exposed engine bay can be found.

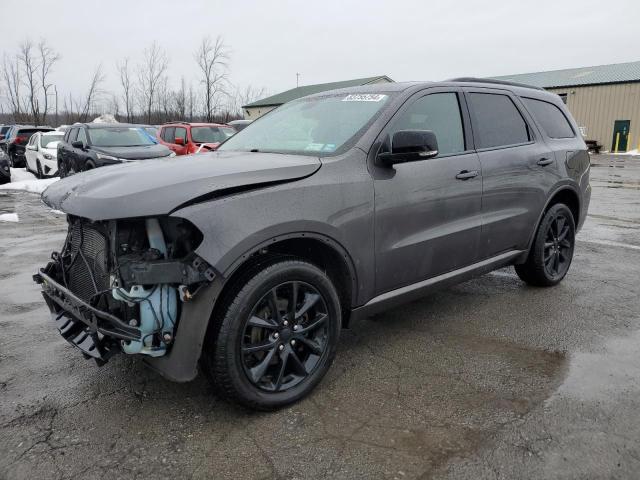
[34,215,214,364]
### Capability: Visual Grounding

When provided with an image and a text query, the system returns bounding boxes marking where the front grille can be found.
[65,220,110,302]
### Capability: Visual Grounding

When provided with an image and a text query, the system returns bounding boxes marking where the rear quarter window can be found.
[467,93,531,149]
[522,97,575,139]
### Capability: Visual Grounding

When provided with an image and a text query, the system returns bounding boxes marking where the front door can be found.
[372,90,483,295]
[612,120,630,152]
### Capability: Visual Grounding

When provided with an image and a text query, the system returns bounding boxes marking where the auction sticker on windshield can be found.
[342,94,387,102]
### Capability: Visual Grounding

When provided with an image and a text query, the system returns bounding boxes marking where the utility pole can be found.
[296,73,300,88]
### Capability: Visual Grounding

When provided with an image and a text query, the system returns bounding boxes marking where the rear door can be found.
[464,88,554,258]
[372,88,483,294]
[25,132,39,171]
[67,127,88,172]
[161,126,188,155]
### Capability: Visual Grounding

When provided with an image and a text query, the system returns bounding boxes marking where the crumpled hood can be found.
[42,151,321,220]
[91,144,171,160]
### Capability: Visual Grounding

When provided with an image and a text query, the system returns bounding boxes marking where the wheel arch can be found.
[220,233,358,326]
[520,184,581,262]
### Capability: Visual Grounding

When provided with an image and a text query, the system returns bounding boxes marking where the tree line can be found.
[0,37,267,126]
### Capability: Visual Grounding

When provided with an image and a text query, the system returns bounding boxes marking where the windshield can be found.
[87,127,157,147]
[218,93,391,155]
[191,126,235,143]
[41,133,64,148]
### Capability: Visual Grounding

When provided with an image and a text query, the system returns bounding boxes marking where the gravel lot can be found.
[1,154,639,479]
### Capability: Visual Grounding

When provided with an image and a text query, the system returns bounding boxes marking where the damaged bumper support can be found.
[34,215,216,371]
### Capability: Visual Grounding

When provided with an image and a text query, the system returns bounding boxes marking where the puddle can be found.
[557,330,640,401]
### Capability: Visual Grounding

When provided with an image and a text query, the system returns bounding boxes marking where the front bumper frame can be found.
[34,266,141,363]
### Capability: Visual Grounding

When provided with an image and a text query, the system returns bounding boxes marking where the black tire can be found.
[84,160,95,171]
[515,203,575,287]
[36,160,43,179]
[202,259,341,410]
[58,160,68,178]
[9,152,16,168]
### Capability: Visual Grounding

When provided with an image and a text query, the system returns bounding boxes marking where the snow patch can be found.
[92,114,119,124]
[0,213,19,222]
[0,168,59,194]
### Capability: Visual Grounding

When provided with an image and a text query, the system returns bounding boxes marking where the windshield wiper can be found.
[249,148,260,152]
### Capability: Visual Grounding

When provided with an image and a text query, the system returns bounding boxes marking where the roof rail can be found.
[162,121,190,125]
[447,77,545,91]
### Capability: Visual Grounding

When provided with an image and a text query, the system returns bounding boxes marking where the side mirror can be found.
[71,140,85,149]
[26,144,37,151]
[175,137,185,146]
[377,130,439,166]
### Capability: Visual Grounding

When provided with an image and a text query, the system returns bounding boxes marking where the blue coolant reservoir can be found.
[114,218,178,357]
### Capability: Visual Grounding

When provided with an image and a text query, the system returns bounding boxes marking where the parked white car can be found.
[25,130,65,178]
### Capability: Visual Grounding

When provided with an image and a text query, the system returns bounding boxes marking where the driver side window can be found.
[77,128,87,144]
[390,93,465,156]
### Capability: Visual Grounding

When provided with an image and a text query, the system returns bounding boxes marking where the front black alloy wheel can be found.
[515,203,575,286]
[203,259,341,410]
[241,281,330,392]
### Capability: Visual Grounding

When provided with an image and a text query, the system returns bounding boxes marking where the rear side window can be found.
[162,126,175,142]
[468,93,531,149]
[389,92,465,156]
[67,128,78,142]
[522,98,575,139]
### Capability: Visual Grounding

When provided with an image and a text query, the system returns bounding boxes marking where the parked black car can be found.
[4,126,54,167]
[37,79,591,410]
[57,123,173,177]
[0,149,10,184]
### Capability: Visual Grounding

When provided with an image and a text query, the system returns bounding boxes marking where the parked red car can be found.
[157,122,236,155]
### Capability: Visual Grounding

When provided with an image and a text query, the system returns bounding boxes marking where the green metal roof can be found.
[243,75,393,108]
[491,61,640,89]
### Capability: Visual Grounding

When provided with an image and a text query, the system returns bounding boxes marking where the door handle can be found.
[455,170,479,180]
[537,157,554,166]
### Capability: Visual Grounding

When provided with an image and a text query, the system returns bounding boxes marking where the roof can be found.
[491,60,640,89]
[243,75,393,108]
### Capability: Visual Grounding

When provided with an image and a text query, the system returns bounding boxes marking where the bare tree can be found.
[187,83,196,121]
[19,40,40,124]
[137,42,168,124]
[117,58,134,122]
[37,39,60,125]
[2,53,22,121]
[79,65,105,122]
[156,75,172,122]
[174,77,187,120]
[230,84,267,118]
[107,93,120,119]
[195,36,229,122]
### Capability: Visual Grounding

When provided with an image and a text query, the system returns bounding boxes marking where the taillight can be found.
[14,136,28,144]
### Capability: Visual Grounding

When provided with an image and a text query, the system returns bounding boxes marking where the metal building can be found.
[494,61,640,152]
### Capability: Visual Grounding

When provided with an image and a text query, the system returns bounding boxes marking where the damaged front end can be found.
[34,215,215,365]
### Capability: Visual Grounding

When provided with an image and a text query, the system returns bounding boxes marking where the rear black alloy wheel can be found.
[515,203,575,286]
[204,259,341,410]
[543,213,573,280]
[241,281,330,392]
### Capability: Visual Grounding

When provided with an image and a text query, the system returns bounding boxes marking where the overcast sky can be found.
[3,0,640,106]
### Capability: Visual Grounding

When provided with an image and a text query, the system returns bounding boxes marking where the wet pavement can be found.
[1,154,639,479]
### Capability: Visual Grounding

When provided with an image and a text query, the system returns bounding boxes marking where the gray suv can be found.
[35,79,590,410]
